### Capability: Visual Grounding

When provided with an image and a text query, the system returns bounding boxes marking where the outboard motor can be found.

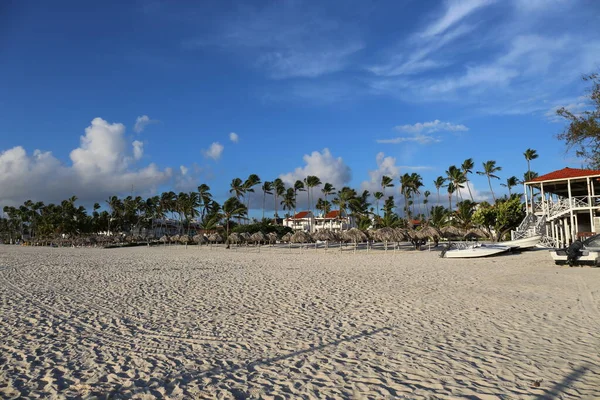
[565,240,584,266]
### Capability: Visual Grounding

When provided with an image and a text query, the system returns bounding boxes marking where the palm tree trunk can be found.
[488,176,496,202]
[466,181,474,201]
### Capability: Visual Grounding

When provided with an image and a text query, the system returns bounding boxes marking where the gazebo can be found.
[520,167,600,247]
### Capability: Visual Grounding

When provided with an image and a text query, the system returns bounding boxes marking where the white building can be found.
[283,210,356,233]
[514,167,600,247]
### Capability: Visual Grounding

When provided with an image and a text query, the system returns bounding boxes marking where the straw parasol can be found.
[227,232,241,246]
[266,232,278,245]
[250,231,266,245]
[343,228,368,253]
[208,233,223,243]
[159,235,169,244]
[239,232,251,245]
[312,229,338,250]
[375,227,396,251]
[440,225,466,239]
[464,228,488,240]
[416,226,441,241]
[280,232,292,243]
[290,230,313,243]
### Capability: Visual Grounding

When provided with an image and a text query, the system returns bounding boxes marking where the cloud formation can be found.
[229,132,239,143]
[0,118,171,206]
[420,0,496,38]
[186,2,363,79]
[278,148,352,209]
[202,142,224,160]
[377,120,467,144]
[133,115,157,133]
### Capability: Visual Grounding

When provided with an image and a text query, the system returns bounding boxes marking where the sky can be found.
[1,0,600,216]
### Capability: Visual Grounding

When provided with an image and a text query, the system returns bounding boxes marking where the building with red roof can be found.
[283,210,356,233]
[521,167,600,247]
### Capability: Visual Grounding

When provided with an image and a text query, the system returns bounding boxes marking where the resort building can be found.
[515,167,600,247]
[314,210,356,232]
[283,211,315,232]
[283,210,356,233]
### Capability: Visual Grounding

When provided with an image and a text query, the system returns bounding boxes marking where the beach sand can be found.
[1,245,599,399]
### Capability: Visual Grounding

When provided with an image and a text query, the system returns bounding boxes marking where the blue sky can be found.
[1,0,599,214]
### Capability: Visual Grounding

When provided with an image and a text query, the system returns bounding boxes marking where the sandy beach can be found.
[1,245,599,399]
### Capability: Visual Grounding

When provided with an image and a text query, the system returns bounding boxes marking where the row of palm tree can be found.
[1,149,540,242]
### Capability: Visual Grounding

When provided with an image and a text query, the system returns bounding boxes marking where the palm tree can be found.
[381,175,394,197]
[374,191,384,217]
[229,178,245,201]
[261,181,273,220]
[305,175,322,214]
[222,197,247,237]
[477,160,502,202]
[293,180,306,217]
[410,173,423,217]
[500,176,520,196]
[446,165,466,204]
[243,174,261,218]
[446,182,456,210]
[523,171,539,182]
[272,178,285,221]
[400,173,413,218]
[281,188,296,216]
[434,176,446,205]
[461,158,475,202]
[423,190,431,219]
[524,148,538,177]
[321,183,335,207]
[197,184,213,221]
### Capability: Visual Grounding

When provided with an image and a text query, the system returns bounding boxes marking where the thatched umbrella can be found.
[239,232,251,245]
[290,231,312,251]
[179,235,191,244]
[375,227,396,251]
[464,228,488,241]
[312,229,338,250]
[192,234,206,245]
[208,233,223,247]
[343,228,368,253]
[440,225,466,239]
[416,225,441,248]
[227,232,241,246]
[280,232,292,243]
[250,231,266,246]
[266,232,278,245]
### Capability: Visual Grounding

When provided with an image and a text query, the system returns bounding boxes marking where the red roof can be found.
[323,210,341,219]
[291,211,310,219]
[527,167,600,183]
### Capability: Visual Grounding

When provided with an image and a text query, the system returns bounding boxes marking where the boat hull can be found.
[550,249,600,266]
[498,235,541,250]
[443,244,511,258]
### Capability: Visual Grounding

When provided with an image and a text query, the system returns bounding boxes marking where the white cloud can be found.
[420,0,496,38]
[132,140,144,160]
[376,134,441,145]
[202,142,224,160]
[544,98,590,123]
[180,165,188,175]
[395,120,469,134]
[258,42,364,79]
[377,120,468,144]
[186,2,363,79]
[229,132,239,143]
[278,148,352,209]
[0,118,171,206]
[513,0,571,12]
[133,115,157,133]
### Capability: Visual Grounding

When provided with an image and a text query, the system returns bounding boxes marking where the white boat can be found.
[550,234,600,266]
[498,235,542,250]
[441,243,512,258]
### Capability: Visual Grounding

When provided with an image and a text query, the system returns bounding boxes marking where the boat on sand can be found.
[441,243,511,258]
